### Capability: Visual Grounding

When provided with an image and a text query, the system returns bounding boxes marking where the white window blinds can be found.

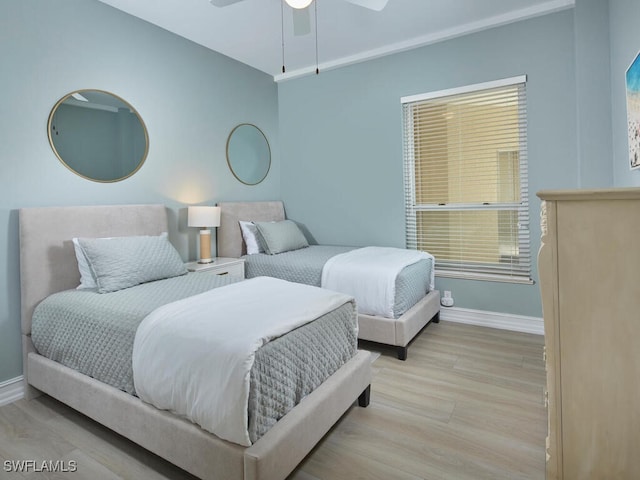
[402,76,532,283]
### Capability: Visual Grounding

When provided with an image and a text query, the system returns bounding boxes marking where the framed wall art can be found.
[626,51,640,170]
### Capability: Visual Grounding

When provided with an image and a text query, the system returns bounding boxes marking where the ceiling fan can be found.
[210,0,389,36]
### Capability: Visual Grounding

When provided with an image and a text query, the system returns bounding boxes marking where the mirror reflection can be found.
[48,90,148,182]
[226,124,271,185]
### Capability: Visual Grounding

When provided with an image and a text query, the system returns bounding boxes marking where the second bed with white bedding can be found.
[243,245,434,319]
[217,201,441,361]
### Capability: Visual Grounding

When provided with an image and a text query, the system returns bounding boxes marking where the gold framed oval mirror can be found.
[226,123,271,185]
[48,90,149,182]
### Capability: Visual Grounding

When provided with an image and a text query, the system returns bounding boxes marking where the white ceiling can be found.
[97,0,574,81]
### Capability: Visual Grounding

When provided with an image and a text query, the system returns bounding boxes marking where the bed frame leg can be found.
[432,311,440,324]
[24,383,43,401]
[358,385,371,407]
[397,346,408,361]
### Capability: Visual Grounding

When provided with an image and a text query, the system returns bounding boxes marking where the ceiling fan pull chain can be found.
[281,0,286,73]
[315,0,319,74]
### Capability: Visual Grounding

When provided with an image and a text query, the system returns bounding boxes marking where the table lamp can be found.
[188,206,221,264]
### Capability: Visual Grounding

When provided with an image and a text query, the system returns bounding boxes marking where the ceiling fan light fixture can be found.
[285,0,313,9]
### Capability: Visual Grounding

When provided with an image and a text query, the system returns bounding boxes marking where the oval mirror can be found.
[226,124,271,185]
[48,90,149,182]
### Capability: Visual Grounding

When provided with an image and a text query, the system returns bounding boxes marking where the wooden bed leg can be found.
[432,311,440,323]
[397,346,408,361]
[358,385,371,407]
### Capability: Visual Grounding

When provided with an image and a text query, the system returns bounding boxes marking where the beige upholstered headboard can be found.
[217,201,285,258]
[19,204,168,338]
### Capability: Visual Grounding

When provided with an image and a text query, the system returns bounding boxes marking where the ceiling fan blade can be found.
[292,7,311,36]
[343,0,389,11]
[209,0,245,7]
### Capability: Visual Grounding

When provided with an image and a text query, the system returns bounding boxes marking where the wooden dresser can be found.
[537,188,640,479]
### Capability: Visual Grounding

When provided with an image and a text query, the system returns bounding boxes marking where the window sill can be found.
[435,270,535,285]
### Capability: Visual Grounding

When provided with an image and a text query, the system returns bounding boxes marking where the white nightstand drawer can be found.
[185,257,245,280]
[209,262,244,279]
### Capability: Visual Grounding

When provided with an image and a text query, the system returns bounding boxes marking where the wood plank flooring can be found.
[0,321,546,479]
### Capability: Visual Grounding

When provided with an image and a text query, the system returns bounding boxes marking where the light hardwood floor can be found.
[0,321,545,479]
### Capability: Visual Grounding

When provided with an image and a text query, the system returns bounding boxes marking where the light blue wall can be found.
[0,0,279,383]
[610,0,640,186]
[2,0,631,385]
[278,11,580,318]
[574,0,613,187]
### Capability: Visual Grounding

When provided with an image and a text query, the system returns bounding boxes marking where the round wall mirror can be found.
[48,90,149,182]
[226,124,271,185]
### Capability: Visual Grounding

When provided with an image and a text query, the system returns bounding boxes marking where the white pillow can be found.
[239,220,264,255]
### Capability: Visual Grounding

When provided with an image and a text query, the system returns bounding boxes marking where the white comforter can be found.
[321,246,434,318]
[132,276,354,446]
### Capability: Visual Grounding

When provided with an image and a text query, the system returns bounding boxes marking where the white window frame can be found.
[401,76,532,284]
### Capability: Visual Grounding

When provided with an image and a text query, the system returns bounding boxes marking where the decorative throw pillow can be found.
[73,233,172,289]
[254,220,309,255]
[238,220,265,255]
[76,233,187,293]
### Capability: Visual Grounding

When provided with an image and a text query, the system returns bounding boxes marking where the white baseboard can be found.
[439,306,544,335]
[0,376,24,407]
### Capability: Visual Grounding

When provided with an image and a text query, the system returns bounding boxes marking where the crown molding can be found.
[275,0,574,82]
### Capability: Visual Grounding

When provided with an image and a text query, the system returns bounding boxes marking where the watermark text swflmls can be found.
[4,460,78,473]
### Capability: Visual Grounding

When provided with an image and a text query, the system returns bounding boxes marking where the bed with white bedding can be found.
[218,201,441,360]
[31,273,358,445]
[244,245,433,318]
[19,204,372,480]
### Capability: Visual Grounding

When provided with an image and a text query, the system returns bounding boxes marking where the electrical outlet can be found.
[441,290,454,307]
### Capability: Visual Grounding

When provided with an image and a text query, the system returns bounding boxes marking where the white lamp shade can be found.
[188,206,221,228]
[285,0,313,9]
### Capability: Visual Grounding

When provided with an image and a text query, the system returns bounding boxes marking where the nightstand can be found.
[185,257,245,280]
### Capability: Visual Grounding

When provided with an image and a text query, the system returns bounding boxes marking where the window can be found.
[402,76,531,283]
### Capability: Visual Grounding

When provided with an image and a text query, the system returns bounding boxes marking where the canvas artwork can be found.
[626,51,640,170]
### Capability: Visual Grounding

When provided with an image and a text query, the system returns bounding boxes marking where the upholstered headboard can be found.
[217,201,285,258]
[19,204,168,338]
